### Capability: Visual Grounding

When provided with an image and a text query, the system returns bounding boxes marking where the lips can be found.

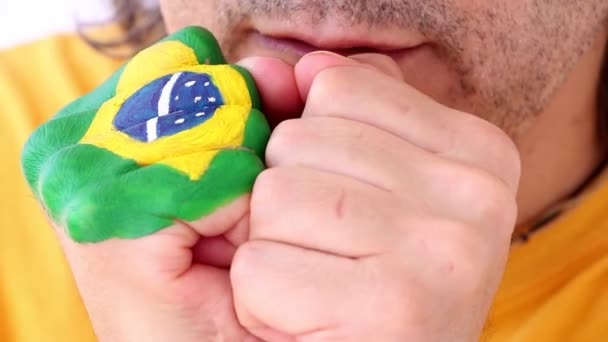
[250,24,427,59]
[248,33,428,71]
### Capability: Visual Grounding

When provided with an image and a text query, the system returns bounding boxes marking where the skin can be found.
[55,0,608,341]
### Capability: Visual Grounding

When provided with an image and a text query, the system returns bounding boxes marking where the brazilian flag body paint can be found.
[21,27,270,243]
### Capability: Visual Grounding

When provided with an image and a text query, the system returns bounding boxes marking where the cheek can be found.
[396,45,467,111]
[160,0,219,33]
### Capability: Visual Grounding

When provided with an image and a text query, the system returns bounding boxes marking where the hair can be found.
[77,0,165,58]
[83,0,607,131]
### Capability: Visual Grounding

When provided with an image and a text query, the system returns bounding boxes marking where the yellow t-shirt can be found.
[0,34,606,342]
[0,35,121,342]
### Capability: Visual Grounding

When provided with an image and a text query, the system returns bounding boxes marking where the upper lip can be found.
[255,26,427,52]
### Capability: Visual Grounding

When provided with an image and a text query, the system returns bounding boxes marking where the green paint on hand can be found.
[21,27,270,243]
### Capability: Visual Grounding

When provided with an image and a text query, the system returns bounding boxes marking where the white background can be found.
[0,0,158,49]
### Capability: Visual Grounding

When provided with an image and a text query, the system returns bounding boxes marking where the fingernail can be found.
[305,50,348,59]
[236,56,263,70]
[237,56,291,69]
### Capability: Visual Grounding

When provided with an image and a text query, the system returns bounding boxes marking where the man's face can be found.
[160,0,607,137]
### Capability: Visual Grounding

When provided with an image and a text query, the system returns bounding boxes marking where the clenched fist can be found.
[42,43,520,341]
[231,52,520,341]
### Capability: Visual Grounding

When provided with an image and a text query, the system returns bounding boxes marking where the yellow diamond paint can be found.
[79,41,253,180]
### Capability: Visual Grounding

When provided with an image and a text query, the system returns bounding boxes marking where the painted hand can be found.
[230,52,521,341]
[21,27,281,341]
[22,26,270,243]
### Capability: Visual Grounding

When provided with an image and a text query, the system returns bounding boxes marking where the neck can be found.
[515,30,608,232]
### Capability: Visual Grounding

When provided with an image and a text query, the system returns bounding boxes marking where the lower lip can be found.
[254,33,424,60]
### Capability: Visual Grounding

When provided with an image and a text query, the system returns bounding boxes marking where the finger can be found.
[266,118,517,230]
[232,232,507,342]
[178,194,252,268]
[184,194,250,239]
[231,240,363,338]
[293,51,359,99]
[55,193,250,284]
[191,236,237,268]
[251,166,402,258]
[55,226,253,342]
[347,52,405,81]
[390,216,509,294]
[237,57,304,128]
[294,54,520,193]
[190,196,251,268]
[294,51,404,99]
[266,116,422,191]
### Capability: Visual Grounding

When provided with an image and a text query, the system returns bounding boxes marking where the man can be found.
[1,0,607,341]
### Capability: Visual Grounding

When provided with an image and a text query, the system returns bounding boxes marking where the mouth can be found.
[251,30,427,61]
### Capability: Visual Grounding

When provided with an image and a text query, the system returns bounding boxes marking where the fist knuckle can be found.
[252,168,291,212]
[231,241,265,284]
[471,116,522,184]
[478,181,517,230]
[449,167,516,227]
[266,119,305,163]
[494,132,521,174]
[306,68,354,114]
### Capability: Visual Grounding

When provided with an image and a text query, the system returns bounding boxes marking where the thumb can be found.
[348,53,405,81]
[294,51,405,100]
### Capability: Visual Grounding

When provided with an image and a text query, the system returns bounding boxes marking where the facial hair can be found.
[199,0,608,137]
